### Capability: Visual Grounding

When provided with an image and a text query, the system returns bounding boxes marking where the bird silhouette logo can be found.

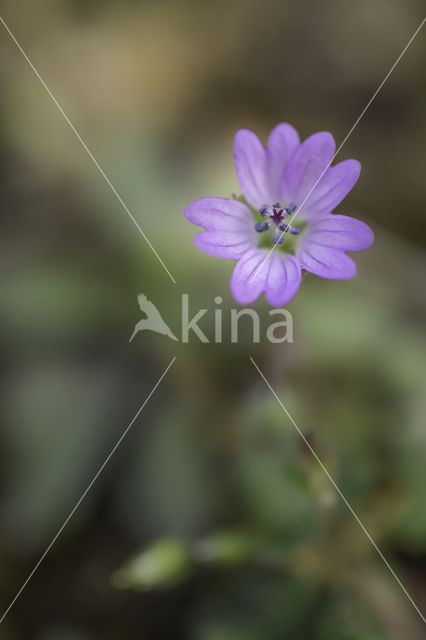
[129,294,179,342]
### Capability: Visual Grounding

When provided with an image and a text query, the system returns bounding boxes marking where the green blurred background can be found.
[0,0,425,638]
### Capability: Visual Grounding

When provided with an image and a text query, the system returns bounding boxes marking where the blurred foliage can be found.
[0,0,425,639]
[112,539,193,591]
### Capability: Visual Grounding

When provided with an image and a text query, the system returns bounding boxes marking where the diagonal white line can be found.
[0,356,176,625]
[250,356,426,626]
[0,16,176,285]
[256,15,426,272]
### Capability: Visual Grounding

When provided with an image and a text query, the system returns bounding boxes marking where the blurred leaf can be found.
[194,530,256,568]
[112,538,192,591]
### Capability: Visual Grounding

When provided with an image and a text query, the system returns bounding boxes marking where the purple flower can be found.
[185,123,374,306]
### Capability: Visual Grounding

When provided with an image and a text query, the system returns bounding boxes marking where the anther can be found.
[255,221,270,232]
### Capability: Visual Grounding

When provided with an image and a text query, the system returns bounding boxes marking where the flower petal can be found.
[306,214,374,251]
[265,123,300,203]
[299,160,361,216]
[234,130,267,210]
[194,230,254,259]
[265,253,301,306]
[230,249,302,306]
[230,248,270,304]
[298,243,357,279]
[185,197,253,231]
[234,124,300,209]
[282,132,336,212]
[185,197,256,259]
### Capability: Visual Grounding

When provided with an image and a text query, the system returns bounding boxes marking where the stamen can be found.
[255,221,270,232]
[254,202,302,247]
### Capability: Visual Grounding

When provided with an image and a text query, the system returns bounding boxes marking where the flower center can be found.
[254,202,301,247]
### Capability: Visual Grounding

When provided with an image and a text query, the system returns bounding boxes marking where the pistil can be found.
[254,202,301,245]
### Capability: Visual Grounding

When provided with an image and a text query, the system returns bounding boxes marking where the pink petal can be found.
[185,197,256,259]
[234,124,300,209]
[300,160,361,216]
[265,124,300,203]
[230,248,270,304]
[194,230,255,259]
[299,243,357,279]
[282,132,336,213]
[264,253,301,306]
[185,197,253,231]
[230,249,302,306]
[306,214,374,251]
